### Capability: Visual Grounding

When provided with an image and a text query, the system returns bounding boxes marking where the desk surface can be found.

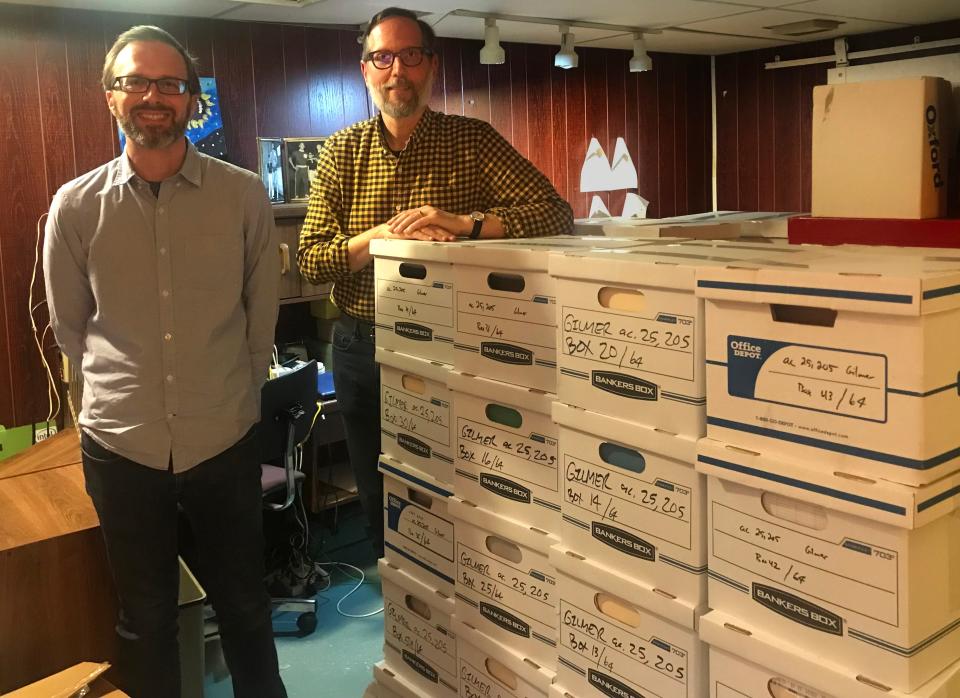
[0,428,81,480]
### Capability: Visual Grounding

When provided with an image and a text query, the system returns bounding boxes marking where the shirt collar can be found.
[113,139,202,188]
[377,108,436,156]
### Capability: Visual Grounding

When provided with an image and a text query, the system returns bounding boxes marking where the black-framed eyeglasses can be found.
[364,47,433,70]
[111,75,189,95]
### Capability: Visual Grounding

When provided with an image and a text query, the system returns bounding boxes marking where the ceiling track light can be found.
[629,32,652,72]
[554,24,578,70]
[479,17,505,65]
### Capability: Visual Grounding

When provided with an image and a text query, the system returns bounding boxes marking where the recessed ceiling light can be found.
[764,18,844,36]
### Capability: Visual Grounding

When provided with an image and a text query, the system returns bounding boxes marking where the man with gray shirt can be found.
[43,25,285,698]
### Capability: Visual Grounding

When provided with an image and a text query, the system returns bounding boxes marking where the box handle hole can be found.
[399,262,427,280]
[487,272,525,293]
[770,304,837,327]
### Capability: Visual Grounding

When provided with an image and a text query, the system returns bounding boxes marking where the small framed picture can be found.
[283,137,327,202]
[257,138,285,204]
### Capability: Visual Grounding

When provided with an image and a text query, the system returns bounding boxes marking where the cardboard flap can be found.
[376,346,451,385]
[452,616,557,689]
[447,371,554,415]
[448,497,557,554]
[448,236,647,272]
[379,455,453,499]
[370,238,456,263]
[6,662,111,698]
[378,558,453,610]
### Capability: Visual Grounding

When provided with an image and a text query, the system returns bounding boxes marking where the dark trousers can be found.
[81,429,287,698]
[332,313,383,556]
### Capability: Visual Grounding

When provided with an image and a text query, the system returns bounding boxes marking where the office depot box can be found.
[551,545,708,698]
[550,244,806,437]
[697,251,960,485]
[451,498,559,670]
[381,456,456,596]
[449,237,646,393]
[455,616,554,698]
[553,402,706,609]
[373,239,455,365]
[697,437,960,692]
[379,347,454,485]
[703,610,960,698]
[812,77,953,220]
[380,558,457,697]
[449,371,560,531]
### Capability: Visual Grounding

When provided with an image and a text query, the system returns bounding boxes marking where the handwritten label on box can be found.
[384,597,456,688]
[382,385,451,449]
[458,416,558,493]
[387,494,455,564]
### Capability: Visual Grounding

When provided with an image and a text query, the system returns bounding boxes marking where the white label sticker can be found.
[456,292,556,352]
[390,496,455,563]
[378,278,454,327]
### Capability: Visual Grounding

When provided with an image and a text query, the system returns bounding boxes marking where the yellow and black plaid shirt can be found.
[297,109,573,322]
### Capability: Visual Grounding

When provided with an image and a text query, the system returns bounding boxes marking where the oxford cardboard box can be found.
[449,371,560,532]
[450,498,559,670]
[454,616,554,698]
[812,77,954,219]
[380,558,457,697]
[373,239,456,365]
[697,437,960,692]
[449,237,648,393]
[702,610,960,698]
[381,455,456,597]
[553,402,706,609]
[697,249,960,485]
[379,347,455,486]
[549,242,812,437]
[551,545,708,698]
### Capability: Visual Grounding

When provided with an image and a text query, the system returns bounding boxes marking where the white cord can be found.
[317,562,383,618]
[30,212,60,424]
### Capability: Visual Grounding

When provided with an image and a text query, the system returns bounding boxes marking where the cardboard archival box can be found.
[378,347,455,486]
[811,77,953,219]
[449,237,649,393]
[374,660,429,698]
[696,249,960,486]
[548,684,580,698]
[549,241,814,437]
[551,545,708,698]
[5,662,129,697]
[698,436,960,693]
[380,455,456,597]
[702,610,960,698]
[553,401,706,610]
[450,497,559,670]
[372,238,456,365]
[454,616,553,698]
[379,558,457,697]
[449,370,560,532]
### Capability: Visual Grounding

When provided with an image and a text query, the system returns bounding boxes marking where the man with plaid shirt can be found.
[298,6,572,555]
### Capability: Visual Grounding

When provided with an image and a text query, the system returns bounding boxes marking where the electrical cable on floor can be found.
[316,562,383,619]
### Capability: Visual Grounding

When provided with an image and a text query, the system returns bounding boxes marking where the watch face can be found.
[471,211,485,222]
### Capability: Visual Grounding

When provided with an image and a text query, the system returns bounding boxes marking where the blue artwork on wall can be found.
[118,77,227,161]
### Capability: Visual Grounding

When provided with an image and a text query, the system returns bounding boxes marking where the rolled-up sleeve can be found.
[297,145,352,284]
[242,178,281,386]
[43,190,94,363]
[475,123,574,239]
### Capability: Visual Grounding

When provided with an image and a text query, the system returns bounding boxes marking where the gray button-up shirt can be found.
[44,143,280,472]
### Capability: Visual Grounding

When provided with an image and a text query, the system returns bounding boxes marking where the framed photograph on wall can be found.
[283,137,327,202]
[257,138,285,204]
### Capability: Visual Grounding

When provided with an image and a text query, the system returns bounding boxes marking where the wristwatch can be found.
[468,211,485,239]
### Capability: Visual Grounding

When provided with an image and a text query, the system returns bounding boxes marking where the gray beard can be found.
[115,109,188,149]
[370,75,433,119]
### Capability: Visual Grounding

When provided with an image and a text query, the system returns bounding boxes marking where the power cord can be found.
[317,562,383,619]
[29,211,61,427]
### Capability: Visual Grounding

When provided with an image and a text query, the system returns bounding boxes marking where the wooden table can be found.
[0,429,118,693]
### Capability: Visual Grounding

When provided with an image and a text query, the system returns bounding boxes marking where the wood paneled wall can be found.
[0,3,710,429]
[715,19,960,213]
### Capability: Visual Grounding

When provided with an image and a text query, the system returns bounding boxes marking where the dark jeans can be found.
[81,429,286,698]
[332,313,383,556]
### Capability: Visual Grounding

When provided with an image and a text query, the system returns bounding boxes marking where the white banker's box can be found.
[454,616,554,698]
[553,402,706,609]
[702,610,960,698]
[551,545,708,698]
[451,498,559,670]
[380,559,457,697]
[698,437,960,693]
[374,661,430,698]
[373,239,456,365]
[450,371,560,532]
[697,249,960,485]
[381,456,456,597]
[549,242,810,437]
[449,237,649,393]
[378,347,455,486]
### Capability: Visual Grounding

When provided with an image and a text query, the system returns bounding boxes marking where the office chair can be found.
[258,359,320,636]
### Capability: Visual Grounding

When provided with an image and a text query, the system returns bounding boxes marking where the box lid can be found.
[379,454,454,499]
[376,346,451,385]
[701,609,960,698]
[452,615,557,688]
[447,371,554,415]
[371,238,456,263]
[696,437,960,529]
[552,402,696,465]
[378,557,454,609]
[448,497,558,553]
[447,236,649,271]
[695,247,960,315]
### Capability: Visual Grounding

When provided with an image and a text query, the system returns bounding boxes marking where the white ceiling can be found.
[5,0,959,54]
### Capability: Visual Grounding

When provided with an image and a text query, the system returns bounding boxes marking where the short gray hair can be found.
[102,25,201,95]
